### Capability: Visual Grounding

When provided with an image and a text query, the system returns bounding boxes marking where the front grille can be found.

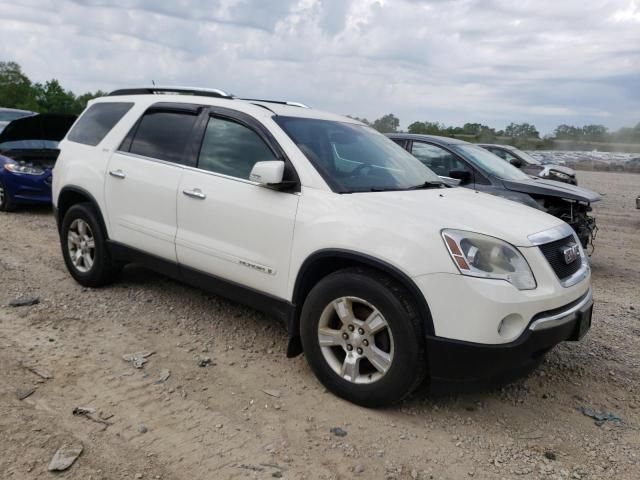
[539,235,582,280]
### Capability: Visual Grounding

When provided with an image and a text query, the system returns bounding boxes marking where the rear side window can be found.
[67,102,133,146]
[128,110,198,164]
[197,116,276,179]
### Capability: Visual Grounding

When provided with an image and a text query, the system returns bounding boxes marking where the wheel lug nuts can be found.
[363,339,369,346]
[348,325,354,332]
[346,344,353,351]
[342,332,349,340]
[357,347,363,355]
[358,328,365,335]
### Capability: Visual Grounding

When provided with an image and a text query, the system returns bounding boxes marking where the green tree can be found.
[372,113,400,133]
[581,124,608,142]
[74,90,107,112]
[33,79,78,114]
[0,61,38,110]
[505,122,539,138]
[408,121,445,135]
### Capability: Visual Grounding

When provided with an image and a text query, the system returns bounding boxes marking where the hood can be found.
[0,113,77,146]
[502,177,601,203]
[346,186,564,247]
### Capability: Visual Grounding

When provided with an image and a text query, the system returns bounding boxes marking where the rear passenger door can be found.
[105,103,201,261]
[175,110,299,299]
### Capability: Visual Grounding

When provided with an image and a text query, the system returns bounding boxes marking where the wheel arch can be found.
[287,249,435,357]
[56,186,109,238]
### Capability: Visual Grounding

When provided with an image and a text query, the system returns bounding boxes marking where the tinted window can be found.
[129,110,198,164]
[411,142,469,177]
[197,117,276,179]
[274,117,442,193]
[68,102,133,146]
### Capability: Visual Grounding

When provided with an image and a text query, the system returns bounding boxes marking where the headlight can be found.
[550,170,570,181]
[442,229,537,290]
[4,163,45,175]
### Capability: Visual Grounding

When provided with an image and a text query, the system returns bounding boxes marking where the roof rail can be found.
[108,86,233,99]
[241,98,310,108]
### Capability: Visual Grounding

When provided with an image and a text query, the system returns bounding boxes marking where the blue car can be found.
[0,113,77,211]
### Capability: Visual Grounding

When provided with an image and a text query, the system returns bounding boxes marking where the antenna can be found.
[151,80,156,86]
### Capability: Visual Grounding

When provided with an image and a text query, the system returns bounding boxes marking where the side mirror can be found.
[449,170,472,185]
[249,161,285,185]
[510,158,524,168]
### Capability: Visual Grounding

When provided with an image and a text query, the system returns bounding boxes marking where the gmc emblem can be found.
[562,243,580,264]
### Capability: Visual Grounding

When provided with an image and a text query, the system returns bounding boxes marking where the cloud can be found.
[1,0,638,133]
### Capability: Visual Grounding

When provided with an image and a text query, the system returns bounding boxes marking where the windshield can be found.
[274,117,442,192]
[452,144,531,181]
[510,147,541,165]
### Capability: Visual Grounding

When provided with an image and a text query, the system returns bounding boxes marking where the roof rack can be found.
[241,98,310,109]
[108,86,233,99]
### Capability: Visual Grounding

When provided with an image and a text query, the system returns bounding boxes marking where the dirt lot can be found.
[1,171,638,480]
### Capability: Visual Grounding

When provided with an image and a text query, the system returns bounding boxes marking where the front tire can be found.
[60,203,119,287]
[300,268,426,407]
[0,178,16,212]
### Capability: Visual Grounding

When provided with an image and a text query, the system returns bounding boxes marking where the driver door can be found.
[175,113,299,298]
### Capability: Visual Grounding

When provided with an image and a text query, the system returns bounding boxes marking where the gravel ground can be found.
[0,170,638,480]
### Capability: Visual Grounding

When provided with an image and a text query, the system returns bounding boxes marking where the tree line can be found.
[0,61,105,115]
[351,114,640,147]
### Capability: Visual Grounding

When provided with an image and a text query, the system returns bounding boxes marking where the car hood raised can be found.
[347,186,564,247]
[0,113,77,147]
[502,177,601,203]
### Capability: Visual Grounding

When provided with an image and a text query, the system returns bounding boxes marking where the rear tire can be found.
[60,203,119,287]
[0,178,16,212]
[300,267,426,407]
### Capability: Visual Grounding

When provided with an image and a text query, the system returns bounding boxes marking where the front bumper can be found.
[427,288,593,387]
[2,170,53,205]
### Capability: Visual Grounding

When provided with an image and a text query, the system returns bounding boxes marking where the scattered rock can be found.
[138,424,148,434]
[544,451,557,461]
[73,406,113,428]
[577,406,623,426]
[23,364,53,379]
[272,472,283,478]
[354,464,365,473]
[330,427,347,437]
[198,356,213,367]
[16,387,36,400]
[262,389,281,398]
[154,368,171,384]
[48,443,83,471]
[122,351,155,369]
[9,297,40,307]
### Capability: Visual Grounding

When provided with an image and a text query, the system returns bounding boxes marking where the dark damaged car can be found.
[0,113,77,211]
[479,143,578,185]
[388,134,600,248]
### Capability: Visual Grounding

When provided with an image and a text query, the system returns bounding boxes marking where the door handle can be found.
[182,188,206,200]
[109,169,126,179]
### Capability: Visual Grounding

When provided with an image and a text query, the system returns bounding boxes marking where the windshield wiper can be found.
[406,181,444,190]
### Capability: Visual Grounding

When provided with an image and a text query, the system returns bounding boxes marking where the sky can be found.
[1,0,639,134]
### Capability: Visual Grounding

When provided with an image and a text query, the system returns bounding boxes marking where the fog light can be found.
[497,314,525,340]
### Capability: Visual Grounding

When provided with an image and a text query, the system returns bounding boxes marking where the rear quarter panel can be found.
[52,102,147,235]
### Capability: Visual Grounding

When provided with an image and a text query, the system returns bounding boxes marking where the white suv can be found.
[53,87,593,406]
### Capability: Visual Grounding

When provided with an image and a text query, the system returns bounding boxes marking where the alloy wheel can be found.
[317,296,394,384]
[67,218,96,273]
